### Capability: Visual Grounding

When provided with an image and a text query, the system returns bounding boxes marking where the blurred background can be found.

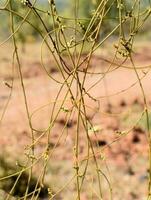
[0,1,151,200]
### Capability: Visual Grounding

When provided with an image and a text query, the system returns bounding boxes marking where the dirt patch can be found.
[0,43,151,199]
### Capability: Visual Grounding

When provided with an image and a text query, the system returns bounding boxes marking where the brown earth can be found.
[0,42,151,199]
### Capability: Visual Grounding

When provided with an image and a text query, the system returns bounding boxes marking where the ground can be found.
[0,40,151,199]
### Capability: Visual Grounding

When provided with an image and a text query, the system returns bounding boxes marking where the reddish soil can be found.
[0,42,151,199]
